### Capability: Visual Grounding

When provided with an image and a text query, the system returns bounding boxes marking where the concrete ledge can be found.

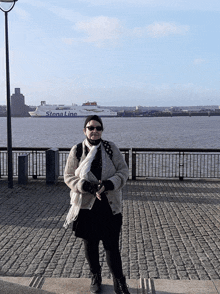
[0,277,141,293]
[154,279,220,294]
[1,277,220,294]
[0,279,55,294]
[42,278,140,293]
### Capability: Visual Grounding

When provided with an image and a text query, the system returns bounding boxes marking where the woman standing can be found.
[64,115,130,293]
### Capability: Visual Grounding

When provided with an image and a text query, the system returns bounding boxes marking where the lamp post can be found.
[0,0,17,188]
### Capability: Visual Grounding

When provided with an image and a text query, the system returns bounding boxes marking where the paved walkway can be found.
[0,178,220,293]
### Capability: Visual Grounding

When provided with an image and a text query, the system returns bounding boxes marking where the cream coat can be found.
[64,139,129,215]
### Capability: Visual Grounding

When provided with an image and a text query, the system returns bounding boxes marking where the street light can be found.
[0,0,17,188]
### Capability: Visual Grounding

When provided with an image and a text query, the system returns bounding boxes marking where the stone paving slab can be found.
[0,179,220,281]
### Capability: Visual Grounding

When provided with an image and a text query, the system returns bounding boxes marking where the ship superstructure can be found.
[29,101,117,117]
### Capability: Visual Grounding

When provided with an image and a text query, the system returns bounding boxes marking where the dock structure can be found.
[0,179,219,293]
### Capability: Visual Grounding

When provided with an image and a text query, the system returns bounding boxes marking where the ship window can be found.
[56,107,71,110]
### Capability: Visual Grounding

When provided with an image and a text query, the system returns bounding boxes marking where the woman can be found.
[64,115,130,294]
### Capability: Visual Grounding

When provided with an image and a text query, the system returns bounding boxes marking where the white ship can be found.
[29,101,117,117]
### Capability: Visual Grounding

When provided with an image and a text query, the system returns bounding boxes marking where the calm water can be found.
[0,116,220,149]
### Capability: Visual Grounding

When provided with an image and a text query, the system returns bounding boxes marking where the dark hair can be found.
[84,115,103,129]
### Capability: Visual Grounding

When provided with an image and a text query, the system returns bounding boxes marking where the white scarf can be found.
[63,140,101,229]
[75,139,101,179]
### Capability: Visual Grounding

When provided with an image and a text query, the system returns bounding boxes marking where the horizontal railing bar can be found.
[1,147,220,153]
[131,148,220,153]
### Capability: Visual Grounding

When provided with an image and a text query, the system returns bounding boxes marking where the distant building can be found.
[0,105,6,116]
[11,88,30,117]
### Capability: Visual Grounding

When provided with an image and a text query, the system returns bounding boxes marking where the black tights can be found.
[83,237,123,279]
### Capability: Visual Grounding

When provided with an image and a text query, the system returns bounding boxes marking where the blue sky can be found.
[0,0,220,107]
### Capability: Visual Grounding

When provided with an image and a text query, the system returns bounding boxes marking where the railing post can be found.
[0,152,1,178]
[125,151,129,168]
[18,154,28,185]
[46,148,59,185]
[132,149,136,180]
[179,151,184,181]
[33,150,38,179]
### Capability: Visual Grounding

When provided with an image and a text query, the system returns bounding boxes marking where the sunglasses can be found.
[86,126,103,131]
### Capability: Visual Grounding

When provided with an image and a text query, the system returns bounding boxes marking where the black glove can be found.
[102,180,114,191]
[83,181,98,195]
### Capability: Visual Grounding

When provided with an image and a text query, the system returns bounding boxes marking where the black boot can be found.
[113,276,130,294]
[90,270,102,293]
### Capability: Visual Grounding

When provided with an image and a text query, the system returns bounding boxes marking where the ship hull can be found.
[29,114,117,117]
[29,111,117,117]
[29,102,117,117]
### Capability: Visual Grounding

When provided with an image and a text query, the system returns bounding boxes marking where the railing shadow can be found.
[124,181,220,204]
[0,180,219,229]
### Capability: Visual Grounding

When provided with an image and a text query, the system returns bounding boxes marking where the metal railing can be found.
[0,147,220,180]
[131,148,220,180]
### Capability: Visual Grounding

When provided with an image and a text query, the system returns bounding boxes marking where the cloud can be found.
[193,58,206,65]
[48,6,85,23]
[20,1,85,23]
[20,2,189,47]
[131,22,189,38]
[19,0,47,8]
[147,22,189,37]
[14,7,31,21]
[74,16,123,47]
[66,20,189,47]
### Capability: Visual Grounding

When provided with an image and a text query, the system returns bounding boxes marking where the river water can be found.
[0,116,220,149]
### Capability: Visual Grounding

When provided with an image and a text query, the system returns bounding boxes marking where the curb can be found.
[0,277,149,294]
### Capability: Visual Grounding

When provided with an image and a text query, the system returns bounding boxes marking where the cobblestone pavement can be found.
[0,179,220,281]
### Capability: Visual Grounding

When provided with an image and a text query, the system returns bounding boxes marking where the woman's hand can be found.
[96,181,105,201]
[83,181,98,195]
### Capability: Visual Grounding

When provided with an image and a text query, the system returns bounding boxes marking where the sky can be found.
[0,0,220,107]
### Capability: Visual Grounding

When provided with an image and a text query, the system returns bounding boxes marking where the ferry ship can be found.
[29,101,117,117]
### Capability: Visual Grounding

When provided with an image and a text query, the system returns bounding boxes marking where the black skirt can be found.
[72,193,122,241]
